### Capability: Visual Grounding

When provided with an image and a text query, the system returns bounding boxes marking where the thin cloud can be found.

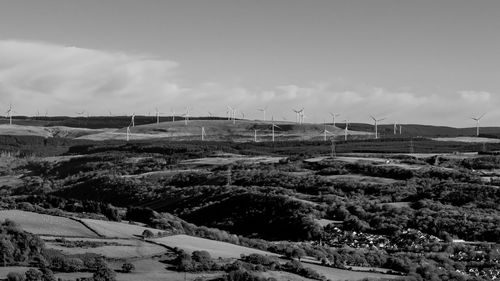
[0,40,497,126]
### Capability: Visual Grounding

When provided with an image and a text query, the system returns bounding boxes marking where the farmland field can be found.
[43,237,168,258]
[80,218,165,238]
[0,210,98,237]
[324,174,399,184]
[153,234,278,259]
[432,137,500,143]
[302,263,404,281]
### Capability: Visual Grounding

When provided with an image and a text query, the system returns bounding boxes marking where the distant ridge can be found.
[2,116,500,139]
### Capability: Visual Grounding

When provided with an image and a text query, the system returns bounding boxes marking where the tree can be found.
[62,257,84,272]
[291,248,306,261]
[0,238,15,266]
[38,267,56,281]
[142,229,154,238]
[93,262,116,281]
[24,269,43,281]
[121,262,135,273]
[6,272,25,281]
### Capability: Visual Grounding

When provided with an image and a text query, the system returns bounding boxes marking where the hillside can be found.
[78,119,373,142]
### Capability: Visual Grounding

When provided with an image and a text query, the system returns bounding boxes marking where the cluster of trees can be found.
[7,268,56,281]
[170,250,325,281]
[0,220,45,267]
[183,192,321,241]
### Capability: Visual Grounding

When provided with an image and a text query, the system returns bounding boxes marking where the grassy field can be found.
[302,263,404,281]
[0,124,107,138]
[260,271,315,281]
[80,218,164,238]
[153,234,278,259]
[77,119,372,142]
[0,210,98,237]
[432,136,500,143]
[43,237,167,259]
[180,155,285,166]
[325,174,400,185]
[0,175,23,188]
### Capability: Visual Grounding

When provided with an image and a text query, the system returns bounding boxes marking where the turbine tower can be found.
[329,113,340,126]
[126,126,131,142]
[370,115,385,139]
[258,107,267,121]
[6,103,13,125]
[292,109,301,124]
[227,106,236,124]
[299,109,306,124]
[131,113,136,127]
[393,122,398,135]
[155,107,161,124]
[271,117,280,142]
[171,109,176,122]
[344,119,349,141]
[471,113,486,136]
[183,107,190,125]
[321,127,333,141]
[254,129,258,142]
[201,127,206,141]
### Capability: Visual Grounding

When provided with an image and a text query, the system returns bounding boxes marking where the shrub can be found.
[142,229,154,238]
[93,262,116,281]
[121,262,135,273]
[24,269,42,281]
[7,272,25,281]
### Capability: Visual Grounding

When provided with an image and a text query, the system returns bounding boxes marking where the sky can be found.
[0,0,499,126]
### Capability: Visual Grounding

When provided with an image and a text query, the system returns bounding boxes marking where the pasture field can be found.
[153,234,278,259]
[42,237,167,259]
[0,210,98,237]
[315,218,342,227]
[180,155,284,166]
[432,137,500,143]
[324,174,399,185]
[109,259,223,281]
[260,271,315,281]
[302,263,404,281]
[0,267,32,280]
[80,218,164,238]
[0,124,108,138]
[0,175,23,188]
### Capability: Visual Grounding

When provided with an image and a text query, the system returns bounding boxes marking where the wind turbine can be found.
[155,107,161,124]
[227,106,236,124]
[329,113,340,126]
[254,129,258,142]
[183,107,190,125]
[292,109,301,124]
[258,106,267,121]
[343,119,349,141]
[131,113,136,127]
[171,109,176,122]
[201,127,206,141]
[271,117,281,142]
[393,122,398,135]
[299,109,306,124]
[321,126,333,141]
[6,103,13,125]
[126,126,131,141]
[370,115,385,139]
[471,113,486,136]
